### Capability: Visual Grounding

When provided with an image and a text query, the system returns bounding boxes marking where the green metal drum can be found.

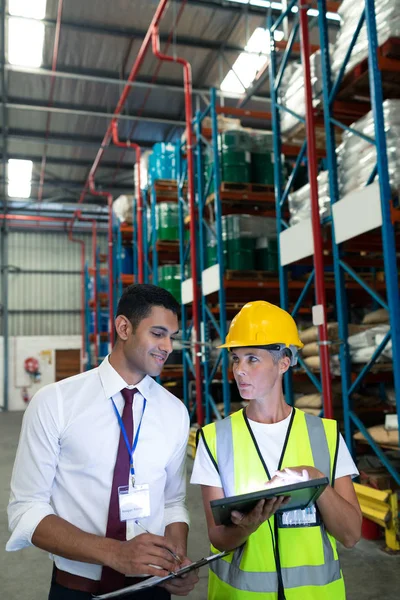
[156,202,179,241]
[158,264,181,302]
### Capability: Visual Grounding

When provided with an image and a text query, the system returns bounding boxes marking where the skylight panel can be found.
[8,17,45,67]
[9,0,47,20]
[8,159,33,198]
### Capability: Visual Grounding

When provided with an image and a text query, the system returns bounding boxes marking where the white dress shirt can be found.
[7,357,190,581]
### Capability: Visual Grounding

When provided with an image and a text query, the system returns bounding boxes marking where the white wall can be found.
[0,336,81,411]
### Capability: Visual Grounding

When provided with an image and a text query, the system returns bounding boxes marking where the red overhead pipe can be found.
[110,0,188,184]
[69,0,171,349]
[38,0,64,204]
[299,0,333,419]
[75,0,170,210]
[66,222,86,373]
[152,25,204,425]
[87,179,115,347]
[76,214,99,365]
[112,121,144,283]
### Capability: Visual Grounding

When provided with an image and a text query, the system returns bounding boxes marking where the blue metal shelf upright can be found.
[317,0,400,484]
[191,88,230,424]
[176,142,197,420]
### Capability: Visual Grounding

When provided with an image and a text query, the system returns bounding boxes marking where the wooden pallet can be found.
[225,269,278,281]
[206,188,276,208]
[338,37,400,102]
[153,179,187,200]
[220,181,275,194]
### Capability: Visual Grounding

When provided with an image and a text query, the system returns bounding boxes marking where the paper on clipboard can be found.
[93,551,230,599]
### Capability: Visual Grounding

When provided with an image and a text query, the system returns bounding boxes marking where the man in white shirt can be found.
[7,284,198,599]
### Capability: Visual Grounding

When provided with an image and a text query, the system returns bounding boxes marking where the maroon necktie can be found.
[99,387,136,594]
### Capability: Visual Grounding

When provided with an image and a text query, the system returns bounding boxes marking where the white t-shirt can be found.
[190,411,358,487]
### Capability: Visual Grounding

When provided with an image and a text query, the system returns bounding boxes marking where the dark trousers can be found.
[48,582,171,600]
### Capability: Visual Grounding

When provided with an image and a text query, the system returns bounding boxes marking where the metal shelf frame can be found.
[267,2,334,418]
[176,144,197,420]
[192,88,231,424]
[317,0,400,484]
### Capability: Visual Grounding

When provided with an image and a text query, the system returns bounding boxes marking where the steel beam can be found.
[6,99,186,126]
[1,129,155,150]
[5,64,269,103]
[2,152,139,171]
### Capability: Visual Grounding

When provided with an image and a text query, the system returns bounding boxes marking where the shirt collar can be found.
[98,356,156,401]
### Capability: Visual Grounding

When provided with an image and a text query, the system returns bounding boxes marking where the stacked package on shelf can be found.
[288,170,330,226]
[278,52,323,135]
[331,0,400,77]
[299,322,370,374]
[206,215,277,271]
[337,100,400,199]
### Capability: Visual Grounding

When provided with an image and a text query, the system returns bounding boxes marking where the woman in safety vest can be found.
[191,300,362,600]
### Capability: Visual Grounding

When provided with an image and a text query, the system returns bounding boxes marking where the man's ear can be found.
[114,315,132,341]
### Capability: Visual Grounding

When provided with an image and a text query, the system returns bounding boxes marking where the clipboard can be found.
[93,551,229,599]
[211,477,329,526]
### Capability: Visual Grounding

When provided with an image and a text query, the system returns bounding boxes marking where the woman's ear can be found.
[279,355,291,375]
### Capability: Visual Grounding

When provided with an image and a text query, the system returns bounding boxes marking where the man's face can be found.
[121,306,179,378]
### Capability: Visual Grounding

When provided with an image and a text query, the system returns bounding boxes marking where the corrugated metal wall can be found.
[0,229,107,336]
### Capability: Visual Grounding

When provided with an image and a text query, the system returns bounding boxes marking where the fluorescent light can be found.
[250,0,271,6]
[9,0,47,20]
[8,159,33,198]
[8,17,45,67]
[307,8,319,17]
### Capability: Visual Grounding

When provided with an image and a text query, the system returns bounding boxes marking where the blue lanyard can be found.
[111,393,147,486]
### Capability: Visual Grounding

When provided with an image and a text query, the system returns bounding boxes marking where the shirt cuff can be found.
[164,503,190,528]
[6,503,55,551]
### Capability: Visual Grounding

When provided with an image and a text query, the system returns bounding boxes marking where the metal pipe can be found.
[1,0,9,411]
[76,0,171,210]
[76,215,99,365]
[87,179,115,347]
[38,0,64,204]
[110,0,188,181]
[67,222,87,371]
[299,0,333,419]
[111,121,144,283]
[152,25,204,425]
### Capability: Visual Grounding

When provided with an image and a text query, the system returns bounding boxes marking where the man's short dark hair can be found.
[116,284,180,332]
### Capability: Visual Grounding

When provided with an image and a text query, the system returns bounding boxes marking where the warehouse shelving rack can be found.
[267,1,335,418]
[187,88,292,424]
[316,0,400,484]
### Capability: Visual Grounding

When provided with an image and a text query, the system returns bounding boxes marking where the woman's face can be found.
[231,347,289,401]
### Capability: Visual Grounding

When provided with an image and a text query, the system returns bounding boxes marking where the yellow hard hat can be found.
[218,300,304,351]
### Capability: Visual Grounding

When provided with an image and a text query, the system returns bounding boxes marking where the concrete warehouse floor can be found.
[0,411,399,599]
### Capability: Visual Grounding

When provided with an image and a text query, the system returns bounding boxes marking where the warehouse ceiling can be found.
[0,0,339,218]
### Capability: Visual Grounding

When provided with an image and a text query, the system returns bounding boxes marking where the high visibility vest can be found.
[201,408,346,600]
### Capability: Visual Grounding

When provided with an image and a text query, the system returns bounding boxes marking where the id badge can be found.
[277,504,321,528]
[118,484,151,522]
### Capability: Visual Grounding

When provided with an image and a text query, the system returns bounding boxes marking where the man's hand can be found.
[230,496,289,535]
[160,557,199,596]
[108,533,180,577]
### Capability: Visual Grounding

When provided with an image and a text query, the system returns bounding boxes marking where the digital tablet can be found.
[211,477,329,526]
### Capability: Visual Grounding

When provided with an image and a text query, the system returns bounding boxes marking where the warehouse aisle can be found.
[0,412,399,600]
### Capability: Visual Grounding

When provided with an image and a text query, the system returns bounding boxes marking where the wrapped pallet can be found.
[332,0,400,77]
[113,195,134,225]
[288,170,331,226]
[337,100,400,199]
